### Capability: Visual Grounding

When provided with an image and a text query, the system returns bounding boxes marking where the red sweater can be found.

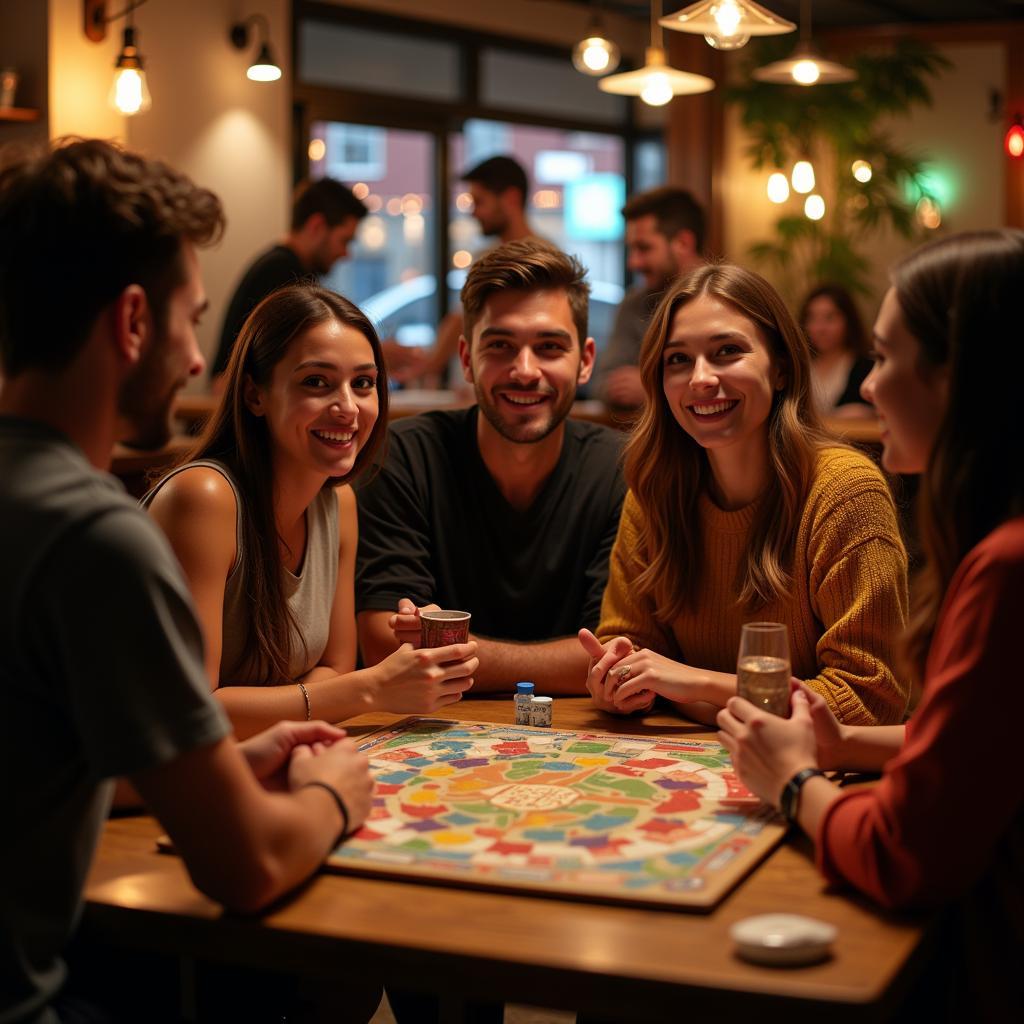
[817,517,1024,1015]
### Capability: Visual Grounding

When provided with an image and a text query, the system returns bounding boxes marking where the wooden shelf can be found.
[0,107,40,123]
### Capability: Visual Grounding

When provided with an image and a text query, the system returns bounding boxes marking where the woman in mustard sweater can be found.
[580,263,908,725]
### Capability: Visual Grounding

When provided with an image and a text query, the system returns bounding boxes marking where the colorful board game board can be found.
[327,718,785,909]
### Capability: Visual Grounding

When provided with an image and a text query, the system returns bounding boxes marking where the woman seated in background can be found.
[718,230,1024,1019]
[580,263,908,726]
[146,284,478,738]
[799,283,874,418]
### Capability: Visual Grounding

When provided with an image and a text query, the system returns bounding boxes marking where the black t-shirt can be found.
[355,408,626,640]
[212,245,309,376]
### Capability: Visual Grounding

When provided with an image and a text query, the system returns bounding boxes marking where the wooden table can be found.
[83,699,927,1022]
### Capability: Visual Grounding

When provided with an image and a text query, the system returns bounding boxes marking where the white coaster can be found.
[730,913,837,967]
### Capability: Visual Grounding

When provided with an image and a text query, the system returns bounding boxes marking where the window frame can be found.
[293,1,658,322]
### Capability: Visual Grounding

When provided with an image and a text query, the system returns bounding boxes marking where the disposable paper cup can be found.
[420,609,471,648]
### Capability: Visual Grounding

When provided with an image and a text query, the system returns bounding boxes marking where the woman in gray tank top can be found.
[145,284,478,738]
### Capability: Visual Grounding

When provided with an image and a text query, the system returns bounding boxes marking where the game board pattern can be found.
[329,719,785,909]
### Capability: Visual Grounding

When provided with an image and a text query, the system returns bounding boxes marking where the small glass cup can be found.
[736,622,791,718]
[419,609,471,648]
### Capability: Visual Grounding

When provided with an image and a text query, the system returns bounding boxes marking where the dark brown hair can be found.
[893,230,1024,683]
[461,238,590,346]
[0,137,223,376]
[159,283,388,685]
[625,263,833,619]
[462,155,528,207]
[622,186,706,254]
[291,177,367,231]
[799,283,869,357]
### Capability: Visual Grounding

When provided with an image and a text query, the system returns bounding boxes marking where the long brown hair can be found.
[624,263,832,619]
[894,230,1024,682]
[159,283,388,684]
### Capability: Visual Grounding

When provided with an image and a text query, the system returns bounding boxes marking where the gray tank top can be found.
[143,459,339,684]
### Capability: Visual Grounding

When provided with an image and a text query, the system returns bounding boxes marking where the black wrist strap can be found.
[780,768,825,824]
[301,780,351,843]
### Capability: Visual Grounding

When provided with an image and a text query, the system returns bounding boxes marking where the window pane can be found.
[449,120,625,357]
[298,20,461,102]
[311,122,437,347]
[634,138,667,193]
[480,48,626,124]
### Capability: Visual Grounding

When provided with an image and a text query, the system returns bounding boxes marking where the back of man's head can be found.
[0,138,224,378]
[462,156,529,208]
[461,238,589,345]
[291,178,367,231]
[622,186,706,254]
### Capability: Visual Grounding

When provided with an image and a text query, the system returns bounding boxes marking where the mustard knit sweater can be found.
[597,447,909,725]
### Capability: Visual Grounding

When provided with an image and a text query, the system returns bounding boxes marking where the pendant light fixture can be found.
[572,3,621,76]
[752,0,856,86]
[659,0,795,52]
[599,1,714,106]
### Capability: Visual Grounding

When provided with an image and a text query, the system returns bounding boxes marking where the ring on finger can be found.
[616,665,632,683]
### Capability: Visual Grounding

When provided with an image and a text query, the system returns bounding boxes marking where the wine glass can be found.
[736,622,791,717]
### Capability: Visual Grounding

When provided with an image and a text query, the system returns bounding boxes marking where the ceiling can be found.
[575,1,1024,28]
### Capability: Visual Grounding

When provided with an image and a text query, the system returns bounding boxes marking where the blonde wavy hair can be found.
[624,263,833,620]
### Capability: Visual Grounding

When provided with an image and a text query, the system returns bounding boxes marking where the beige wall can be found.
[720,40,1007,316]
[47,0,292,377]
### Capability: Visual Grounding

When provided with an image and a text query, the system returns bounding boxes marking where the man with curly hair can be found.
[0,139,373,1023]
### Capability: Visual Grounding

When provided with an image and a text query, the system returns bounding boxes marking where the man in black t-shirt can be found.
[356,239,626,693]
[210,177,366,380]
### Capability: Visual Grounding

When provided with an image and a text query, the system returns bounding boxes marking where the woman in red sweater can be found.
[718,229,1024,1016]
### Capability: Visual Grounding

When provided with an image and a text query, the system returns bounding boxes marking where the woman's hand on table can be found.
[716,688,819,809]
[370,642,478,713]
[389,597,441,648]
[611,649,717,711]
[579,629,654,714]
[238,720,349,792]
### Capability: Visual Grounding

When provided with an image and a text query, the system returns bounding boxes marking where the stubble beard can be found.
[475,380,575,445]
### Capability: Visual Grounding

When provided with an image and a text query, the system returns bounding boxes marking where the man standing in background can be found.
[210,177,367,382]
[595,186,705,409]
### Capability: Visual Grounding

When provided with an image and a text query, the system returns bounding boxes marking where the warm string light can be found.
[851,159,873,183]
[791,160,815,194]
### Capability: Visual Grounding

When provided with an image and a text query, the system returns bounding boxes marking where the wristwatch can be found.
[780,767,825,824]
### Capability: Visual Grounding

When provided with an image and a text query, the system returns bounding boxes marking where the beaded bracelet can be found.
[296,681,311,720]
[301,780,350,842]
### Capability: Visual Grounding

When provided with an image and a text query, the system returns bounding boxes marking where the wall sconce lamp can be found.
[230,14,282,82]
[83,0,152,116]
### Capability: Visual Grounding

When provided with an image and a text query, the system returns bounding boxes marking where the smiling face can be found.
[861,287,948,474]
[459,287,595,445]
[245,318,380,481]
[661,293,782,460]
[626,214,678,292]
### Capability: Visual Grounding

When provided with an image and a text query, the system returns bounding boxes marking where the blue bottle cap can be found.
[515,681,535,694]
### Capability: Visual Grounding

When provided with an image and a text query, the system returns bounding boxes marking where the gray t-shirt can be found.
[593,286,658,404]
[0,418,229,1024]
